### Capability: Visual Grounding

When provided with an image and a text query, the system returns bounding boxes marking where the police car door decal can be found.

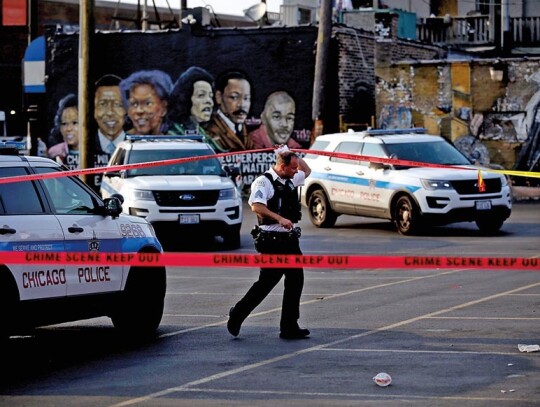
[60,215,124,295]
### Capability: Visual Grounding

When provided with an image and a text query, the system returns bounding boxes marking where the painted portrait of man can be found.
[203,70,254,152]
[250,90,301,149]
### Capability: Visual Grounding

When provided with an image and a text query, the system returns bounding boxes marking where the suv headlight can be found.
[218,187,237,200]
[421,179,454,190]
[131,189,154,201]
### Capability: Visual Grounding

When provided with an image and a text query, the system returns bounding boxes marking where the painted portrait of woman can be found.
[168,66,215,139]
[119,70,173,135]
[48,93,80,169]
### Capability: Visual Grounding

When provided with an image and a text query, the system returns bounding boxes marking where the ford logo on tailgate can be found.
[179,194,196,201]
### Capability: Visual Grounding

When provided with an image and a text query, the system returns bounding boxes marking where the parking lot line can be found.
[171,387,529,403]
[112,275,540,407]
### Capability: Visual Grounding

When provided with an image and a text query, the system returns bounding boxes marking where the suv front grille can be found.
[153,190,220,207]
[451,178,501,195]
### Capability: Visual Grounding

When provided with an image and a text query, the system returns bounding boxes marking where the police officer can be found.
[227,146,311,339]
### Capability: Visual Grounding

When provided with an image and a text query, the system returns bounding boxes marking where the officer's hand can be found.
[278,216,293,230]
[274,144,289,156]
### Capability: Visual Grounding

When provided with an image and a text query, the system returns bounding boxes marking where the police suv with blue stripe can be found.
[0,143,165,339]
[300,129,512,235]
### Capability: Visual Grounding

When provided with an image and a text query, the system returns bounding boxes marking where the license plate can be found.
[179,214,200,224]
[475,200,492,210]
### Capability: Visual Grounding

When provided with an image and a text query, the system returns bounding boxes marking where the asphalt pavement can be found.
[1,200,539,406]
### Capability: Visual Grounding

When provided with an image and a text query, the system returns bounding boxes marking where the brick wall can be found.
[335,17,445,131]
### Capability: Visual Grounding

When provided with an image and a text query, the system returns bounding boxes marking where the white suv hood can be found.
[124,175,234,190]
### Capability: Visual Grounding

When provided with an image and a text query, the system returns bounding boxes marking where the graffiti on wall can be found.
[513,68,540,177]
[379,104,412,129]
[460,65,540,180]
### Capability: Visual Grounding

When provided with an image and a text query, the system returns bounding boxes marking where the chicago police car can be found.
[0,143,165,338]
[300,129,512,235]
[100,136,243,249]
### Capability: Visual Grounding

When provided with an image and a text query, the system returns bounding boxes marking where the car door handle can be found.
[68,226,84,233]
[324,166,332,171]
[356,171,364,176]
[0,226,16,235]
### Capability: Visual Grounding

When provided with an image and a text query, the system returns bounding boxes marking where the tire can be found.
[111,266,166,338]
[393,195,421,235]
[308,189,338,228]
[222,226,241,250]
[475,217,504,235]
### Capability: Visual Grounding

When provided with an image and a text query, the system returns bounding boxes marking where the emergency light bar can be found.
[0,141,26,155]
[364,128,427,136]
[126,135,204,142]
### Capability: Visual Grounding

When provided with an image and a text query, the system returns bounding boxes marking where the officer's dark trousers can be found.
[232,233,304,331]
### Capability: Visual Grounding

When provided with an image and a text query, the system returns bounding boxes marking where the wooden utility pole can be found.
[79,0,95,181]
[311,0,333,138]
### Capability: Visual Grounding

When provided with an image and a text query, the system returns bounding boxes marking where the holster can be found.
[251,226,301,253]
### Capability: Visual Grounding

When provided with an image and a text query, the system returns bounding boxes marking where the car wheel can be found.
[111,265,166,338]
[475,217,504,235]
[308,189,337,228]
[223,226,241,250]
[393,195,420,235]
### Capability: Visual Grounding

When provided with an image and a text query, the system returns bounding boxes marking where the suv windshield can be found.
[384,140,471,166]
[126,149,223,177]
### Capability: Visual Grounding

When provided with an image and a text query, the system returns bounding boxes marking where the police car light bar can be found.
[364,128,427,136]
[126,135,204,142]
[0,141,26,154]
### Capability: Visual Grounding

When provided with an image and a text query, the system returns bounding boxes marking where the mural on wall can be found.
[456,64,540,184]
[92,74,127,190]
[379,104,412,129]
[376,61,540,188]
[47,93,80,170]
[453,114,490,166]
[513,68,540,182]
[120,69,173,136]
[376,75,414,130]
[42,28,318,191]
[46,68,310,191]
[167,66,214,138]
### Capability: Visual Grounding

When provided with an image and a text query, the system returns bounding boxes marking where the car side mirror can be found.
[111,193,124,204]
[104,196,123,219]
[223,164,240,178]
[223,165,241,186]
[104,170,121,178]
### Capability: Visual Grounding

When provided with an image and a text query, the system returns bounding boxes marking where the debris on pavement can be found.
[373,372,392,387]
[518,344,540,352]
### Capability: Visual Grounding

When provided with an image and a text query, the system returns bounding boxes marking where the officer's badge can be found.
[88,230,100,252]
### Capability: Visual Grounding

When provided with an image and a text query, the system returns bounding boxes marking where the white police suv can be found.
[300,129,512,235]
[0,143,166,339]
[100,136,243,249]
